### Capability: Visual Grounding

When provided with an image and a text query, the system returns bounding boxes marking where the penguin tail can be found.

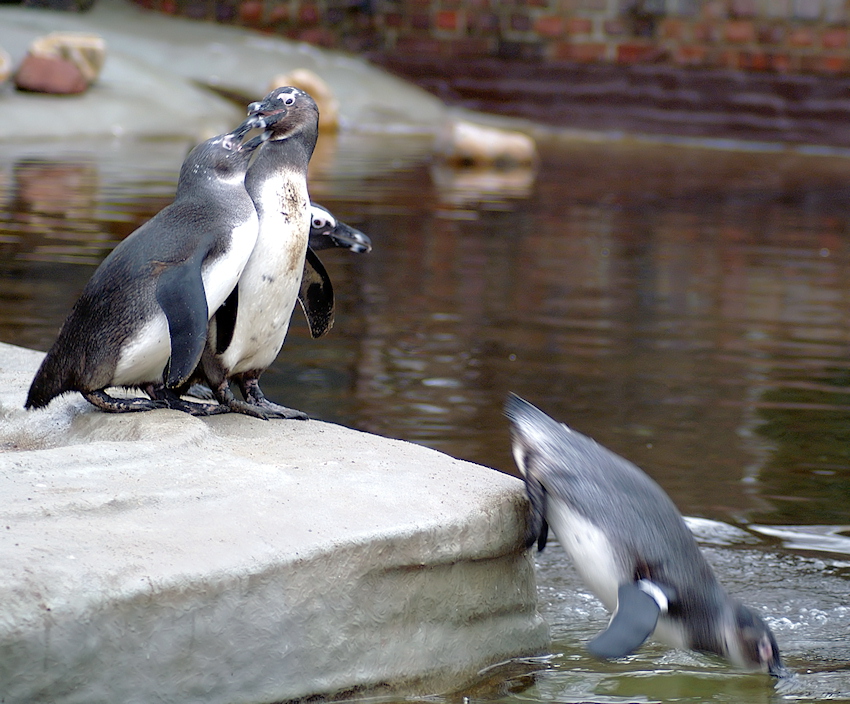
[25,349,76,410]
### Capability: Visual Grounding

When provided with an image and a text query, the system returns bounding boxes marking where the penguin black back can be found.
[26,125,262,412]
[505,393,786,676]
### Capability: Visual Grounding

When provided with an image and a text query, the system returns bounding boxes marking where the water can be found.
[1,132,849,702]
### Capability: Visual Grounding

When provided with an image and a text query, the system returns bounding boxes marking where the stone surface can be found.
[0,341,548,704]
[0,0,447,142]
[15,52,89,94]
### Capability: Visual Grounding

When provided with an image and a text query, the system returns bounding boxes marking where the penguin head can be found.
[308,203,373,253]
[723,602,787,678]
[246,86,320,143]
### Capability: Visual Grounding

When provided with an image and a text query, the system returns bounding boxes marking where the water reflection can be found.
[2,132,850,701]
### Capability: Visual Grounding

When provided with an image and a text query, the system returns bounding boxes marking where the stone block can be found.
[534,14,565,38]
[0,341,549,704]
[566,16,593,34]
[822,27,849,48]
[673,44,708,65]
[788,26,816,46]
[267,68,340,132]
[724,19,755,43]
[14,32,105,95]
[616,41,664,62]
[552,40,608,61]
[435,119,538,167]
[435,9,459,31]
[0,47,12,84]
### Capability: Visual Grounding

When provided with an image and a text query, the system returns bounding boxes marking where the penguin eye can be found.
[312,217,327,228]
[284,96,295,106]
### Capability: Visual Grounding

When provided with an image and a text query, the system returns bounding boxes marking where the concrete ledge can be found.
[0,0,447,142]
[0,342,548,703]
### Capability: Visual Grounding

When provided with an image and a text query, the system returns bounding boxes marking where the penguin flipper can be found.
[524,474,549,551]
[155,255,209,388]
[587,582,663,659]
[298,248,334,339]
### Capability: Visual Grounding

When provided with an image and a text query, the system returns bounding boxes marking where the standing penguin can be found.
[201,87,320,420]
[298,203,372,340]
[307,203,371,254]
[188,202,371,402]
[25,116,266,414]
[504,394,786,676]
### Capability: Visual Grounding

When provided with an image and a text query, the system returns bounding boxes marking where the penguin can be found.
[185,203,371,402]
[504,393,787,677]
[298,203,371,339]
[200,87,321,420]
[307,203,371,254]
[25,115,267,415]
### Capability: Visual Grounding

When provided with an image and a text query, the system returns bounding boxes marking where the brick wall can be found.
[132,0,850,76]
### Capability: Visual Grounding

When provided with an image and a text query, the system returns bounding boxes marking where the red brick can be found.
[435,10,458,30]
[552,41,607,62]
[739,50,770,70]
[716,49,741,68]
[566,17,592,34]
[788,26,816,46]
[616,42,663,63]
[692,22,720,43]
[603,18,627,35]
[814,54,850,73]
[659,18,685,40]
[673,45,708,66]
[239,0,263,24]
[724,20,755,43]
[822,27,849,48]
[770,52,793,72]
[757,24,784,43]
[510,13,532,31]
[298,3,319,24]
[534,14,565,38]
[700,0,727,20]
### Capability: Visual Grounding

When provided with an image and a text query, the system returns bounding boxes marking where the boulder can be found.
[435,119,538,168]
[0,341,549,704]
[268,67,340,132]
[15,32,105,94]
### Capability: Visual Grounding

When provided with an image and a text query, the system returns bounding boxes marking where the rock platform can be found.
[0,341,548,703]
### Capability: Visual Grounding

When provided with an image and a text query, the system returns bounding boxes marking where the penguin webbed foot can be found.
[239,378,309,421]
[146,385,230,416]
[587,581,665,660]
[82,389,166,413]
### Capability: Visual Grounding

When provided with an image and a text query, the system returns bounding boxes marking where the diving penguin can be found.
[25,116,267,415]
[200,87,321,419]
[504,393,786,676]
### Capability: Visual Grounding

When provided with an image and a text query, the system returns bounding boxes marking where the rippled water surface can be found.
[1,132,849,703]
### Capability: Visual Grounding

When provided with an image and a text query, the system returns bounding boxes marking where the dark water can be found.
[1,132,849,702]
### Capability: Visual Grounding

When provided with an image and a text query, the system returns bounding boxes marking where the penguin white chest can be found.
[201,214,259,312]
[222,173,309,374]
[546,499,622,612]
